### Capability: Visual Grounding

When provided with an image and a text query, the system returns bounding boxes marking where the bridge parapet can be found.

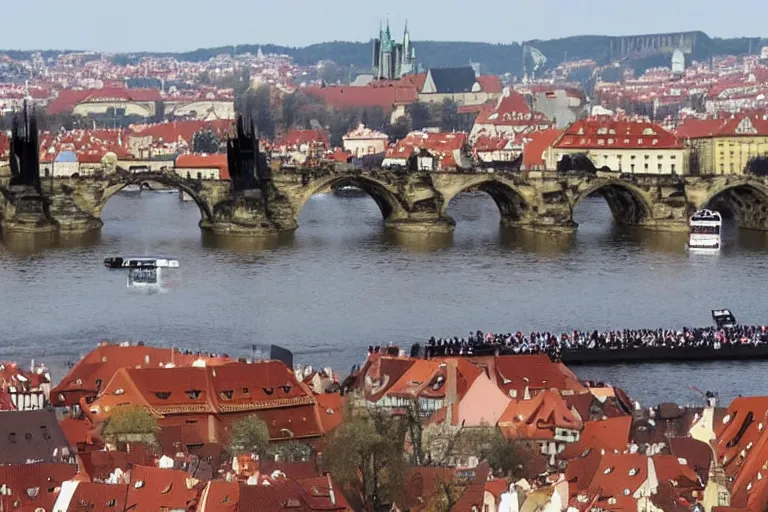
[8,164,768,238]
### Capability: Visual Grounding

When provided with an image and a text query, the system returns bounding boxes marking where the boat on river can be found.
[104,256,180,292]
[687,209,721,253]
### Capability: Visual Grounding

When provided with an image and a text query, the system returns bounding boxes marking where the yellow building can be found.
[676,115,768,175]
[546,118,688,174]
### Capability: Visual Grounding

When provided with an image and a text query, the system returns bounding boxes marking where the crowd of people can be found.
[424,325,768,359]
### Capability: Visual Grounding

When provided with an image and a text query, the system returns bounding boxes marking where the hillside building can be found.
[547,118,687,174]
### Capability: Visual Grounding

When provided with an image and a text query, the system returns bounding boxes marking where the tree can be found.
[101,405,159,445]
[236,85,276,139]
[192,129,222,153]
[322,409,407,511]
[439,99,460,132]
[407,102,431,131]
[386,116,411,142]
[228,414,271,457]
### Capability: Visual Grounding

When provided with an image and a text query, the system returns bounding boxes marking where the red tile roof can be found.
[60,481,130,510]
[48,87,163,114]
[126,465,199,511]
[196,480,239,512]
[491,354,586,397]
[476,75,503,94]
[498,389,584,440]
[175,153,230,179]
[302,85,418,112]
[554,118,683,150]
[522,129,563,169]
[50,343,231,407]
[560,416,632,459]
[0,463,76,511]
[237,473,351,511]
[275,129,329,150]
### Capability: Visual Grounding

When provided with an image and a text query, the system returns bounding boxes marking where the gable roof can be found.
[0,409,75,465]
[424,67,478,94]
[50,343,231,407]
[498,389,584,440]
[560,416,632,460]
[52,481,129,511]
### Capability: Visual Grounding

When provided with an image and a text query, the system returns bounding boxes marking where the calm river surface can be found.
[1,190,768,406]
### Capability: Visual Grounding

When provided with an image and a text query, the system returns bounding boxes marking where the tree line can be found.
[235,85,477,147]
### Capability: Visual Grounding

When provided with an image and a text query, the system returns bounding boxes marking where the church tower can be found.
[372,19,415,80]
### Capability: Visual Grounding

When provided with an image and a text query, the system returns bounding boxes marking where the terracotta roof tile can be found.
[0,463,76,511]
[498,389,584,440]
[554,118,683,149]
[196,480,239,512]
[54,481,129,511]
[126,465,199,511]
[560,416,632,460]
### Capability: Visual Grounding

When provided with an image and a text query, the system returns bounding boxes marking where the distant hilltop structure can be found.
[372,20,415,80]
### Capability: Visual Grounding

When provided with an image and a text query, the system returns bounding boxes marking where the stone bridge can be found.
[4,165,768,236]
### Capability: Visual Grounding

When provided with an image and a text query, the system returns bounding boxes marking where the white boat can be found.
[104,257,179,269]
[687,209,722,252]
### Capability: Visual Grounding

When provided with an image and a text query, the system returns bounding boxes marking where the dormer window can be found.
[280,428,294,438]
[280,385,292,394]
[160,483,173,494]
[40,426,52,441]
[604,466,614,474]
[106,499,117,507]
[95,379,103,390]
[263,387,274,395]
[623,489,630,496]
[629,468,638,476]
[186,390,201,400]
[114,389,125,396]
[26,487,39,499]
[242,388,249,395]
[154,392,171,400]
[430,375,446,391]
[134,480,144,489]
[219,390,234,401]
[608,497,617,505]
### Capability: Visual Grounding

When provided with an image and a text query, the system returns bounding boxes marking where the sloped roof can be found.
[196,480,239,512]
[498,389,584,440]
[522,129,563,169]
[554,118,683,150]
[54,481,129,511]
[50,343,231,407]
[491,354,586,397]
[476,75,503,94]
[302,85,417,112]
[425,67,478,94]
[126,465,199,511]
[0,409,74,465]
[0,463,76,511]
[559,416,632,460]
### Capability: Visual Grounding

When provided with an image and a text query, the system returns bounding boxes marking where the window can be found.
[154,392,171,400]
[106,499,117,507]
[670,155,676,160]
[644,163,649,171]
[631,164,635,172]
[186,390,201,400]
[196,172,202,180]
[631,155,636,160]
[242,388,249,394]
[671,164,676,173]
[658,164,662,172]
[219,390,233,400]
[644,155,650,159]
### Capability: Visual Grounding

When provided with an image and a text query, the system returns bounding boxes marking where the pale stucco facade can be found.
[72,100,156,118]
[690,135,768,175]
[165,100,235,121]
[547,147,689,175]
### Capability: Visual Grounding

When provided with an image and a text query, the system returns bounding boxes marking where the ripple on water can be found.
[0,192,767,405]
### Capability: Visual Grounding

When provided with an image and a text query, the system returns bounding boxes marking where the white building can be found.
[342,124,389,157]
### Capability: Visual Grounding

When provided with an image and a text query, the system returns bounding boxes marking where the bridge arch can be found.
[440,176,531,224]
[571,178,654,226]
[294,174,404,221]
[93,171,214,221]
[698,178,768,230]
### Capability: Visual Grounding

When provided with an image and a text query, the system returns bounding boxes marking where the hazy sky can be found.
[2,0,765,53]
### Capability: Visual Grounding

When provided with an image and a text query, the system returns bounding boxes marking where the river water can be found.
[1,189,767,406]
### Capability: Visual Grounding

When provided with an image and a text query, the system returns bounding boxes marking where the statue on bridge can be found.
[226,114,271,194]
[8,101,41,190]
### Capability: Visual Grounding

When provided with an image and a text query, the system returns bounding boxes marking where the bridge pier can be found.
[384,216,456,234]
[0,185,57,234]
